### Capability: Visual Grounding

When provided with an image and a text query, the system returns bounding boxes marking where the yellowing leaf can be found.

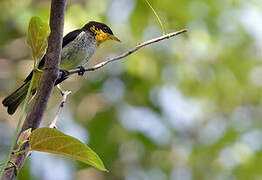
[29,127,107,172]
[26,16,50,62]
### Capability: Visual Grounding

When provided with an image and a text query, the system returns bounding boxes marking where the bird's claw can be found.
[55,69,70,85]
[60,69,70,79]
[77,66,86,76]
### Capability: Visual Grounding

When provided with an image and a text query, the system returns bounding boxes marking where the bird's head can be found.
[83,21,120,46]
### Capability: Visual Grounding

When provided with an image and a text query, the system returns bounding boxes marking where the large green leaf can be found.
[26,16,50,61]
[29,127,107,172]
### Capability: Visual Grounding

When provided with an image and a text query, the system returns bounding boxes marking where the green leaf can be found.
[26,16,50,62]
[29,127,107,172]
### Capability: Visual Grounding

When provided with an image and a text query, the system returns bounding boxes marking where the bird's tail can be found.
[2,81,30,115]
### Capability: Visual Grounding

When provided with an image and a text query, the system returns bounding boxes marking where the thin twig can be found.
[67,29,187,75]
[49,85,71,128]
[51,30,187,127]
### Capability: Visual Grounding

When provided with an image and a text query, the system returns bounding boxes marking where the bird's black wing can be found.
[24,29,83,83]
[62,29,83,47]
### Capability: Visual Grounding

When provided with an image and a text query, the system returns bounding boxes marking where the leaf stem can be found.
[144,0,166,35]
[12,149,32,156]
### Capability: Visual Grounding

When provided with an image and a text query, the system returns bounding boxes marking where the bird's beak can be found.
[109,34,121,42]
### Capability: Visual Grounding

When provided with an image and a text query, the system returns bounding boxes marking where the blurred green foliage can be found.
[1,0,262,180]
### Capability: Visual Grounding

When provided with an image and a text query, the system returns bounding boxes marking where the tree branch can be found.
[47,29,187,129]
[50,30,187,128]
[2,0,66,179]
[49,85,71,128]
[67,29,187,75]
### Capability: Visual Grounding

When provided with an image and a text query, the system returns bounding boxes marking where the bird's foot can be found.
[55,69,70,85]
[60,69,70,79]
[77,66,86,76]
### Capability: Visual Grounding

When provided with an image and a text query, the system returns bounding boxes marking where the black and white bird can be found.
[2,21,120,115]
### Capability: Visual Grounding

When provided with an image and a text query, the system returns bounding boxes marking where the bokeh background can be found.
[1,0,262,179]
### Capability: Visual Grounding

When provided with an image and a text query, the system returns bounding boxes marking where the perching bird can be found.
[2,21,120,115]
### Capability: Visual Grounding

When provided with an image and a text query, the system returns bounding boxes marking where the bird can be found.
[2,21,120,115]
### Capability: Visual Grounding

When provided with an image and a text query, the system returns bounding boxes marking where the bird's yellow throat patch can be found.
[90,26,111,46]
